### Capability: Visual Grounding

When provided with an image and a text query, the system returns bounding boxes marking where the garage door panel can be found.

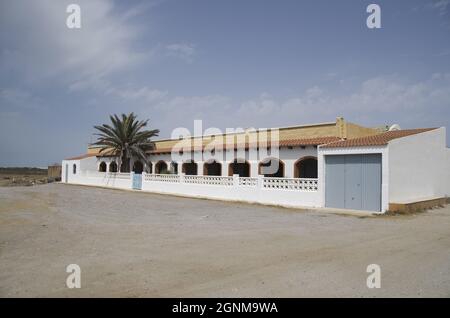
[344,154,363,210]
[361,154,382,211]
[325,154,381,212]
[325,155,345,209]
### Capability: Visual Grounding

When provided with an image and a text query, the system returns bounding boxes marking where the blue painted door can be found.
[132,173,142,190]
[325,154,381,212]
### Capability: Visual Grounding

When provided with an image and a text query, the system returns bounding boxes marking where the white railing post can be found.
[233,174,239,187]
[180,172,185,183]
[257,174,264,190]
[130,171,134,189]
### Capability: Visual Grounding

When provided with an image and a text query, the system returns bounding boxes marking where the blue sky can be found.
[1,0,449,166]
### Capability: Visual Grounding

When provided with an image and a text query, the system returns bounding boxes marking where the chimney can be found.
[336,117,347,140]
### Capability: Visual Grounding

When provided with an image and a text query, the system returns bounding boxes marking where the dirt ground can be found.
[0,183,449,297]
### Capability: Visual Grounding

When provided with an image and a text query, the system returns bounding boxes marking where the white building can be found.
[62,117,450,214]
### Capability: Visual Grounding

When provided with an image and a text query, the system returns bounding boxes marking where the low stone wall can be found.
[389,197,448,213]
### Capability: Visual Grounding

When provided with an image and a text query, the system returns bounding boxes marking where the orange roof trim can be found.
[150,136,341,154]
[321,128,437,148]
[64,153,97,160]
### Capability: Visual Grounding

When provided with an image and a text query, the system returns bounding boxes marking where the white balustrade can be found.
[144,173,180,183]
[183,175,234,186]
[107,172,131,179]
[80,170,319,192]
[262,177,318,191]
[239,177,258,187]
[139,173,317,191]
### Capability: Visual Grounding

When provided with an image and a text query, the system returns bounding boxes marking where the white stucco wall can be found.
[61,146,323,210]
[61,159,81,183]
[141,176,321,208]
[388,127,449,203]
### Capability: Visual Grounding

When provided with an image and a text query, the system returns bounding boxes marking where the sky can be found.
[0,0,449,167]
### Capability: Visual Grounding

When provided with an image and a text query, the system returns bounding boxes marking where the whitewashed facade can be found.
[62,121,450,214]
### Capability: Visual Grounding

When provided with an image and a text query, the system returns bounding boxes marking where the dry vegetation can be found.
[0,167,50,187]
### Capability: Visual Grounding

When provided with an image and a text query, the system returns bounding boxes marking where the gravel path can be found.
[1,183,449,297]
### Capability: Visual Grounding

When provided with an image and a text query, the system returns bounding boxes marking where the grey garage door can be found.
[325,154,381,212]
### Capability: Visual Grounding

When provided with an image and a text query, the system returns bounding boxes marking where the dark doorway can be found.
[182,161,198,175]
[120,158,130,172]
[258,158,284,177]
[170,162,178,174]
[109,161,118,172]
[204,160,222,176]
[155,161,168,174]
[295,157,318,178]
[228,159,250,177]
[99,162,107,172]
[133,161,144,174]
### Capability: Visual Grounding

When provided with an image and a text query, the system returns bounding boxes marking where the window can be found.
[72,164,77,174]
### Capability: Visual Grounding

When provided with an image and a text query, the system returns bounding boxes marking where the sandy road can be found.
[0,183,449,297]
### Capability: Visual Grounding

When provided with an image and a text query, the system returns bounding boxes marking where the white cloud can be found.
[232,74,450,129]
[0,0,151,88]
[114,87,168,103]
[109,74,450,137]
[166,43,196,63]
[432,0,450,16]
[120,0,162,21]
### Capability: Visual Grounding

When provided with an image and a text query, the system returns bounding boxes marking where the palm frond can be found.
[92,113,160,172]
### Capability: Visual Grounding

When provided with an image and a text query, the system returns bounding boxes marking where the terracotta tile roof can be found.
[150,136,341,154]
[278,136,341,147]
[321,128,437,148]
[64,153,97,160]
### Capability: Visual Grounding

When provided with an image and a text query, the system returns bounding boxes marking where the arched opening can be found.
[120,158,130,172]
[72,164,77,174]
[294,157,318,178]
[146,162,153,174]
[228,159,250,177]
[109,161,118,172]
[170,162,178,174]
[182,160,198,175]
[155,161,168,174]
[258,158,284,177]
[203,160,222,176]
[99,161,107,172]
[133,161,144,174]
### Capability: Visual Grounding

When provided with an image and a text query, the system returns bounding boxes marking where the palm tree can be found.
[92,113,159,173]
